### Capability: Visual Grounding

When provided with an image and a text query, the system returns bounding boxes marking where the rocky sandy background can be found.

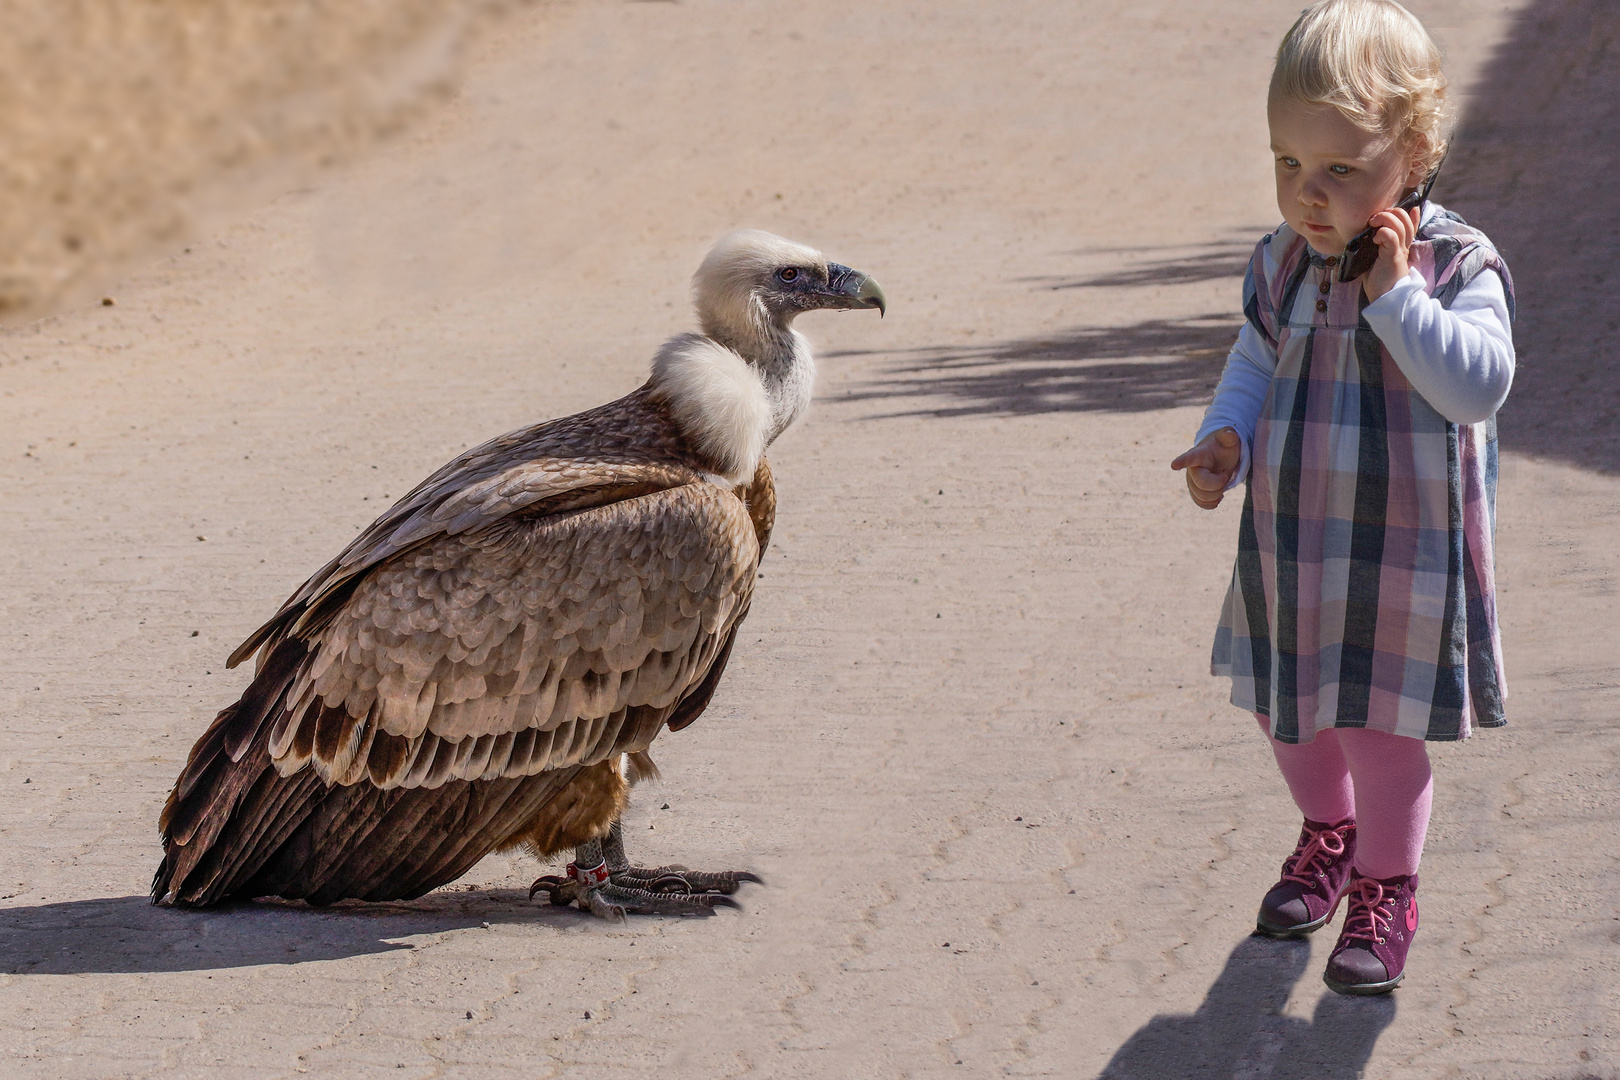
[0,1,1613,1077]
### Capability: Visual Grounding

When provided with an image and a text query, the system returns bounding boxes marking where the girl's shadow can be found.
[1097,934,1395,1080]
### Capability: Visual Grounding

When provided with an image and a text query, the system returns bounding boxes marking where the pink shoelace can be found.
[1281,821,1352,886]
[1339,878,1395,945]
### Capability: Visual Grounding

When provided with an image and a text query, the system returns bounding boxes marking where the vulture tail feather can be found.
[171,768,326,907]
[156,698,598,908]
[200,766,327,903]
[300,782,469,902]
[159,640,309,857]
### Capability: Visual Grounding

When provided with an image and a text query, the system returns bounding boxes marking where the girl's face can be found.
[1268,97,1427,254]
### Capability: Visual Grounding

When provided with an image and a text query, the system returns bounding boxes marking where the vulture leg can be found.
[602,820,762,895]
[528,822,761,919]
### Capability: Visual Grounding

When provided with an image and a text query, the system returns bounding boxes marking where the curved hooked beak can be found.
[823,262,887,317]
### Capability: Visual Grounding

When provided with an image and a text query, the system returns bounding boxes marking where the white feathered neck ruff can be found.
[649,332,773,485]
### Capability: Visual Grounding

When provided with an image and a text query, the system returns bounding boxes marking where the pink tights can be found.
[1256,715,1434,879]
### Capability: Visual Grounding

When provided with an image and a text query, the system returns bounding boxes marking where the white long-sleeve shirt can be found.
[1195,256,1515,489]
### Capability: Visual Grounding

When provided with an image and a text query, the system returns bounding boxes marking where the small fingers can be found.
[1169,447,1206,472]
[1370,208,1417,248]
[1185,471,1225,509]
[1175,428,1240,473]
[1370,211,1399,236]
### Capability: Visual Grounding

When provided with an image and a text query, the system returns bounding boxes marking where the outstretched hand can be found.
[1170,427,1242,509]
[1361,204,1421,303]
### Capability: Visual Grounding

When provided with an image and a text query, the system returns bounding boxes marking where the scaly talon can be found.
[530,821,762,918]
[595,882,739,916]
[614,867,763,895]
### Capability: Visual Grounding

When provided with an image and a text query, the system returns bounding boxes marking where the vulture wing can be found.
[229,401,702,670]
[156,470,764,907]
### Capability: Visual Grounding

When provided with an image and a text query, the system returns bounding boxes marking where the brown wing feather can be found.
[155,469,761,907]
[229,388,700,670]
[662,456,775,734]
[271,479,757,787]
[738,456,775,555]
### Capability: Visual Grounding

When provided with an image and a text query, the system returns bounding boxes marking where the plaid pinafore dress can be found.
[1212,206,1514,744]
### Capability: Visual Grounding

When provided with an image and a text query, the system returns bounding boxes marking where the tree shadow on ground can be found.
[835,227,1256,418]
[1020,237,1254,292]
[833,314,1239,418]
[1445,0,1619,474]
[0,888,588,975]
[1097,934,1395,1080]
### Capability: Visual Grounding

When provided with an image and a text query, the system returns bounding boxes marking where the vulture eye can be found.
[776,267,799,283]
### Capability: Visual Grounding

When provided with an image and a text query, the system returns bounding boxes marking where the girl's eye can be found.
[777,267,799,283]
[1329,164,1351,176]
[1280,157,1300,169]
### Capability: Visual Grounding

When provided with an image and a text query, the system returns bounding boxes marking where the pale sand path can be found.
[0,2,1614,1077]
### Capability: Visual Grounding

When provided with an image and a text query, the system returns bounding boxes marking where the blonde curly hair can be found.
[1270,0,1452,173]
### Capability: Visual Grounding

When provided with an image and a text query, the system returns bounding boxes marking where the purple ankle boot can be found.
[1324,872,1419,995]
[1255,818,1357,938]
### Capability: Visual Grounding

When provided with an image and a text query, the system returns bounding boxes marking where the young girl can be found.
[1171,0,1515,995]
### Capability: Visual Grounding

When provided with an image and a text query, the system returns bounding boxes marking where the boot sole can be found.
[1324,970,1403,995]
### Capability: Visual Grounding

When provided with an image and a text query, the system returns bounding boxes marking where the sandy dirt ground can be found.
[0,1,1615,1077]
[0,0,524,323]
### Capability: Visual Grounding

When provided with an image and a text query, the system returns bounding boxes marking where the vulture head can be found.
[653,230,885,483]
[693,229,885,354]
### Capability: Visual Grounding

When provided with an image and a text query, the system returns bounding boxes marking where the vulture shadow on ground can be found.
[1444,0,1619,474]
[1097,934,1395,1080]
[0,888,588,975]
[832,314,1240,418]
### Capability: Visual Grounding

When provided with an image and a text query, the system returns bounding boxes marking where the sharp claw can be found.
[528,875,574,905]
[647,874,692,893]
[585,890,628,922]
[701,875,759,895]
[683,869,762,894]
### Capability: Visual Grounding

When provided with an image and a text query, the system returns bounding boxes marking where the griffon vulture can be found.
[153,230,885,918]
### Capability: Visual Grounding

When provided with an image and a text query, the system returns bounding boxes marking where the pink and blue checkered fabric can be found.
[1213,207,1513,744]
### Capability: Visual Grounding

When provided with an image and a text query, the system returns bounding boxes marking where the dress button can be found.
[1315,298,1329,312]
[1319,280,1331,294]
[1326,256,1339,267]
